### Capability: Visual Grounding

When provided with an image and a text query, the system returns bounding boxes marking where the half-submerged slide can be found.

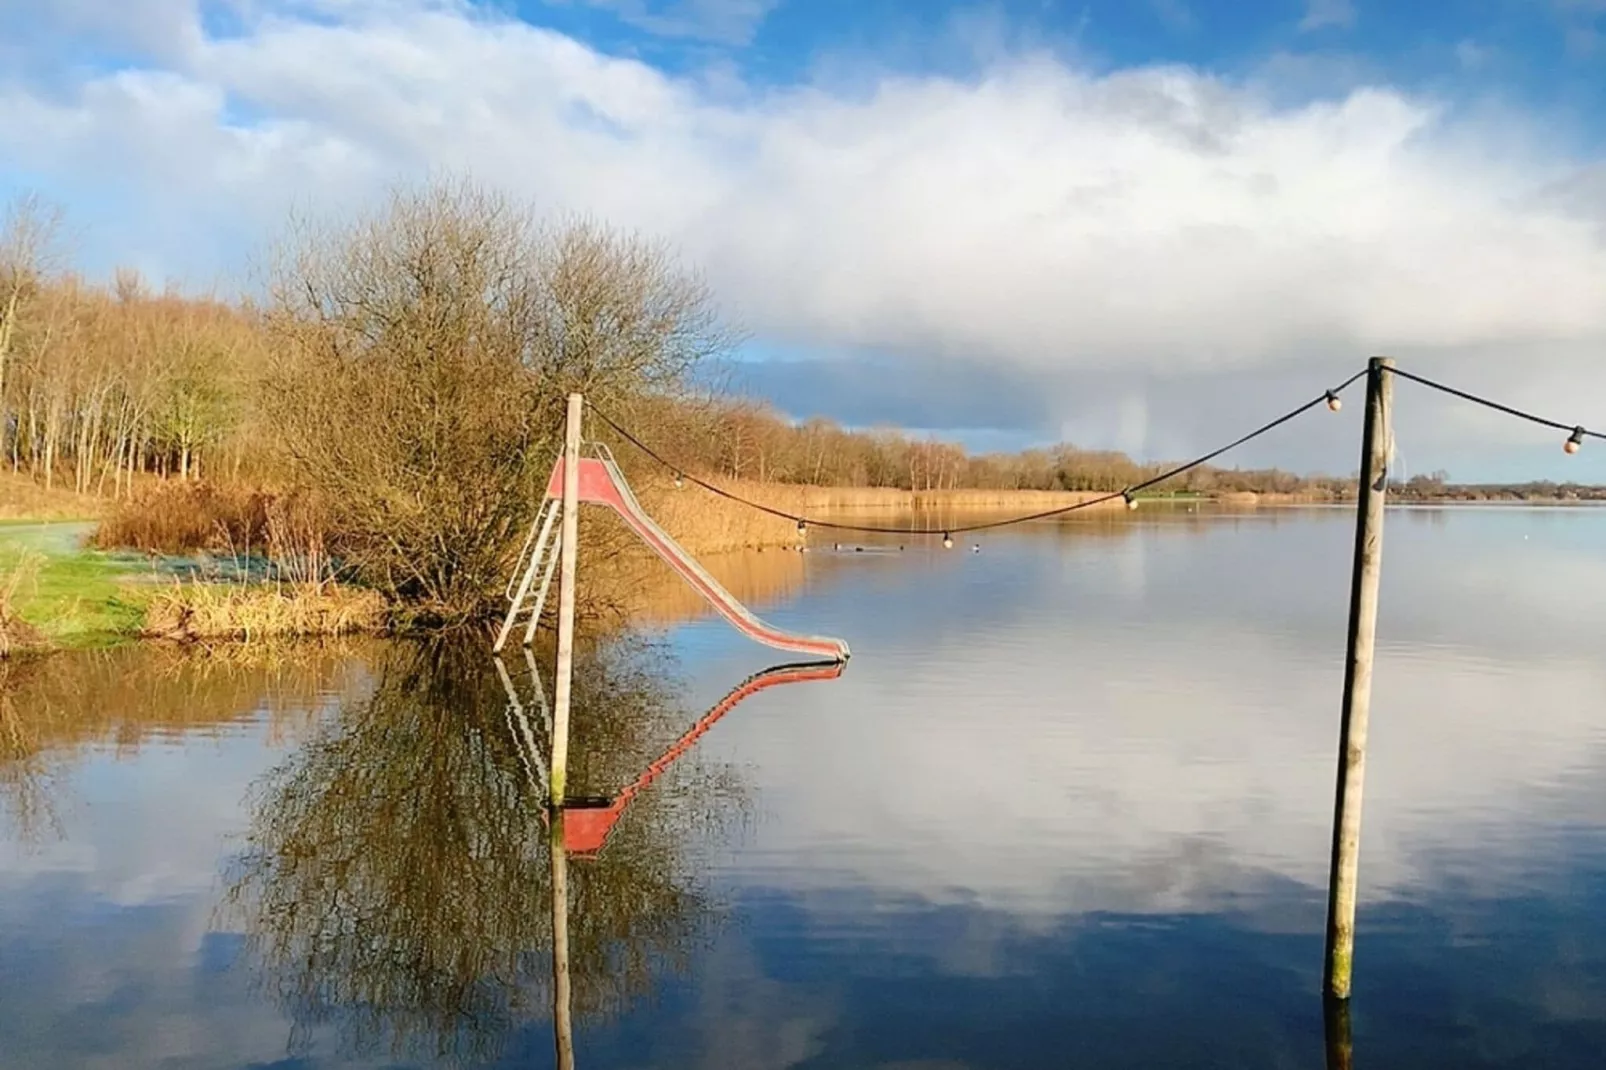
[495,446,850,661]
[560,659,845,856]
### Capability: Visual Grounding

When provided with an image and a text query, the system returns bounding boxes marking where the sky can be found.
[2,0,1605,479]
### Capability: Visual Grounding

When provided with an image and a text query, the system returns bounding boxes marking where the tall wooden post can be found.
[549,393,582,807]
[1324,994,1354,1070]
[1323,356,1394,1000]
[549,811,575,1070]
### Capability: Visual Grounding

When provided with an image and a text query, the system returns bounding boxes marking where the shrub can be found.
[91,482,273,555]
[261,179,729,623]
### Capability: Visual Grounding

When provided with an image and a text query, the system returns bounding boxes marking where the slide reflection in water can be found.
[223,639,828,1064]
[498,654,846,1068]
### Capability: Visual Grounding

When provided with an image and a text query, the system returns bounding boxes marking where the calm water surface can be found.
[3,507,1605,1068]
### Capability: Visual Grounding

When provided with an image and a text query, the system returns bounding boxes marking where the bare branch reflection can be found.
[223,638,746,1064]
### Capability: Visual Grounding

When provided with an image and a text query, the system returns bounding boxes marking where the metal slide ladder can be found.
[495,446,850,661]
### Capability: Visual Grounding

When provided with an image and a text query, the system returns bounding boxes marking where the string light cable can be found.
[585,367,1370,538]
[1386,367,1602,454]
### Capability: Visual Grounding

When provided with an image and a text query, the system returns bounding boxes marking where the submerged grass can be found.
[0,528,149,650]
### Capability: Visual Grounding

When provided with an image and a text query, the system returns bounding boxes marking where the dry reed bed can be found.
[689,480,1115,516]
[610,546,807,625]
[91,482,279,554]
[635,477,797,553]
[142,582,388,642]
[74,475,1124,644]
[636,479,1117,552]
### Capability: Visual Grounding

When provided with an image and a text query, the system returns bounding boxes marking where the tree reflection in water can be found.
[224,638,842,1066]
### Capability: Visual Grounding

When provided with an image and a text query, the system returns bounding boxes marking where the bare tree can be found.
[0,194,64,470]
[262,180,731,622]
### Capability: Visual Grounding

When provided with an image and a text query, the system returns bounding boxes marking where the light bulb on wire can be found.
[1124,491,1139,512]
[673,472,685,489]
[796,519,808,537]
[1326,390,1343,413]
[1565,427,1586,455]
[942,532,954,549]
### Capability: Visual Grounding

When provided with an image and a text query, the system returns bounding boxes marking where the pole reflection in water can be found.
[501,655,847,1068]
[549,810,575,1070]
[224,639,842,1066]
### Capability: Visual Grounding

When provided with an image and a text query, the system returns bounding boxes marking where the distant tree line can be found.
[5,185,1600,620]
[1,189,1349,508]
[0,195,261,494]
[1389,471,1606,502]
[622,394,1363,497]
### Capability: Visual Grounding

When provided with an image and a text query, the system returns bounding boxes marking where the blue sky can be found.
[2,0,1605,479]
[523,0,1603,100]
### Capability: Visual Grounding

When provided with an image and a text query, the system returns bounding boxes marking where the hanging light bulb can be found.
[1326,390,1343,413]
[673,472,685,489]
[1565,427,1586,455]
[942,532,954,549]
[1124,491,1139,511]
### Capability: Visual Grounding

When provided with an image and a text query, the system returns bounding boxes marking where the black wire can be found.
[587,366,1369,537]
[1388,367,1603,441]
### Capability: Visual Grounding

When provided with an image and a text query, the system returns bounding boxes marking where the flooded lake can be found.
[3,506,1605,1068]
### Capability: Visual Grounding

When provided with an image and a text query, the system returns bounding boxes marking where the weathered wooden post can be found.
[1324,994,1353,1070]
[1323,356,1394,1000]
[549,810,575,1070]
[549,393,582,807]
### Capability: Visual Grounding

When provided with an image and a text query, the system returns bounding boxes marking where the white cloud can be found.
[0,0,203,58]
[1299,0,1357,32]
[1,0,1605,449]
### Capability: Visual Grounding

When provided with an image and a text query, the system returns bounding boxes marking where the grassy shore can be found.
[0,521,385,654]
[0,523,147,651]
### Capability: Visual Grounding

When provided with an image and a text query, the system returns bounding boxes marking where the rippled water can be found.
[3,506,1605,1068]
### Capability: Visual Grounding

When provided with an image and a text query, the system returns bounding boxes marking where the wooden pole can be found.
[549,393,582,807]
[1323,994,1353,1070]
[549,811,575,1070]
[1323,355,1394,1000]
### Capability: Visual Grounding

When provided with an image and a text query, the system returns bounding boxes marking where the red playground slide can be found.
[499,446,850,661]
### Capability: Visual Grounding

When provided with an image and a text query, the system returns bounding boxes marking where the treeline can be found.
[1,197,262,494]
[0,189,1356,511]
[0,188,1370,519]
[1390,473,1606,502]
[621,395,1347,497]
